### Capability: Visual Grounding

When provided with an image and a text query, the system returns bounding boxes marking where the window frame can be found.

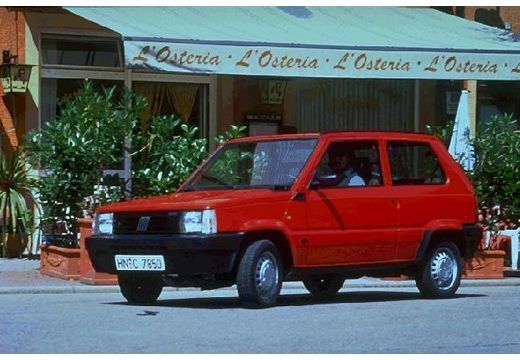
[40,33,124,71]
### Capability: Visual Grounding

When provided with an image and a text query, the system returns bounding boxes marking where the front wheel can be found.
[303,276,345,299]
[415,242,462,298]
[236,240,283,308]
[118,274,164,304]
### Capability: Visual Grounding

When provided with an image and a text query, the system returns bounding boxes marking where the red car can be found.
[87,131,481,307]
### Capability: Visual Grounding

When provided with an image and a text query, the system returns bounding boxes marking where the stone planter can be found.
[78,218,118,285]
[463,249,506,279]
[40,244,81,280]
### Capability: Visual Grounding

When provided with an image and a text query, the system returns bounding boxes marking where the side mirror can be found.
[309,174,339,189]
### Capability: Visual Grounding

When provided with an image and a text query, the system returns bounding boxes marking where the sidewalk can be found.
[2,258,520,295]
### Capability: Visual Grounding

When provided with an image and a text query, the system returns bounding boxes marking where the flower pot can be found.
[40,244,81,280]
[463,249,506,279]
[78,218,118,285]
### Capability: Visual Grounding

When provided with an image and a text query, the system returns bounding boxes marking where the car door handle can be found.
[391,198,400,209]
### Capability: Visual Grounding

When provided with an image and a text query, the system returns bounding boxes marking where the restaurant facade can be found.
[2,6,520,183]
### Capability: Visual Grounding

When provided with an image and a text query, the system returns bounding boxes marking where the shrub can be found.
[26,81,145,246]
[130,115,208,197]
[131,119,247,197]
[470,113,520,229]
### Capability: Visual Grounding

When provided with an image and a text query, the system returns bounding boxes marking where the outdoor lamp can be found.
[0,50,34,95]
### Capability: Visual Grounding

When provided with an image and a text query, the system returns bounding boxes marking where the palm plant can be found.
[0,148,38,257]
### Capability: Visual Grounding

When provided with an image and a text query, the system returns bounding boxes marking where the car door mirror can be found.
[309,174,339,189]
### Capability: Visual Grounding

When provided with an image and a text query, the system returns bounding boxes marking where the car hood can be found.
[96,189,292,213]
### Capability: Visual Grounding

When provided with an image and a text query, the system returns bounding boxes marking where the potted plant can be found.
[0,148,38,258]
[462,114,520,278]
[27,81,144,281]
[463,206,508,279]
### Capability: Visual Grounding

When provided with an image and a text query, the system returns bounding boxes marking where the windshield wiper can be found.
[201,174,233,187]
[244,184,291,191]
[269,185,291,191]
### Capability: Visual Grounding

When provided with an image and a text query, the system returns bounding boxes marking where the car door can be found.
[304,138,399,266]
[386,140,453,261]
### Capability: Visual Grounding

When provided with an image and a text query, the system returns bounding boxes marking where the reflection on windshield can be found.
[183,138,317,191]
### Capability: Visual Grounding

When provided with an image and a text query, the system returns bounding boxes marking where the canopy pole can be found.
[463,80,478,137]
[414,80,420,132]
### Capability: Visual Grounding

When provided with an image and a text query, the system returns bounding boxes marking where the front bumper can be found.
[86,232,245,276]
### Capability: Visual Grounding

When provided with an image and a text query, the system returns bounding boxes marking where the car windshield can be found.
[182,138,318,191]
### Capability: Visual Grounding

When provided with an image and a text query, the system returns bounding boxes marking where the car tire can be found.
[118,274,164,304]
[236,240,283,308]
[303,276,345,299]
[415,241,462,299]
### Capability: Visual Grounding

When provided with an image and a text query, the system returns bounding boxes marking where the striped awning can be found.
[65,6,520,80]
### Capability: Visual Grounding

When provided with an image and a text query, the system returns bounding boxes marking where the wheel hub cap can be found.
[255,253,279,298]
[431,249,458,290]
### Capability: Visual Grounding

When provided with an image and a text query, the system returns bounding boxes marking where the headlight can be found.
[93,213,113,235]
[179,210,217,234]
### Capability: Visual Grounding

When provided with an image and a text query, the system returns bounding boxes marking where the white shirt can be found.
[338,169,365,187]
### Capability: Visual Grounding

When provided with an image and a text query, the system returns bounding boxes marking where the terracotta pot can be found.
[78,218,118,285]
[40,244,81,280]
[463,249,506,279]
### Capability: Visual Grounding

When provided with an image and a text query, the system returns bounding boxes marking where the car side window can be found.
[315,140,383,187]
[387,141,446,185]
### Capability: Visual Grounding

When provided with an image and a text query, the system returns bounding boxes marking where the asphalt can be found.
[2,258,520,295]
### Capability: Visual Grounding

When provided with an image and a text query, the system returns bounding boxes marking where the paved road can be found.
[1,285,520,353]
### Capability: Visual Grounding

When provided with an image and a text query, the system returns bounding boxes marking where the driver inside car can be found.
[328,145,366,187]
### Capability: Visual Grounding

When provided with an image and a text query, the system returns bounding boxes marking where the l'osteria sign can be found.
[126,41,520,80]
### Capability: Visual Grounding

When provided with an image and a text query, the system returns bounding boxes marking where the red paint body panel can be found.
[97,131,477,270]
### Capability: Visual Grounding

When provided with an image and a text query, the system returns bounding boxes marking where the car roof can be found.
[227,131,440,144]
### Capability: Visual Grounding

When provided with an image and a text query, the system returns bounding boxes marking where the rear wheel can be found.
[236,240,283,308]
[415,242,462,298]
[303,276,345,299]
[118,274,164,304]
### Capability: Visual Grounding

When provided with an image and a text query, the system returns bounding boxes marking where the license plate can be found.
[115,255,165,271]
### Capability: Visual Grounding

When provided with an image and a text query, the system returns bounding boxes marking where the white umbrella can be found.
[448,90,475,171]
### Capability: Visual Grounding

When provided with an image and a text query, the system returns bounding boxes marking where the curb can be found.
[1,278,520,295]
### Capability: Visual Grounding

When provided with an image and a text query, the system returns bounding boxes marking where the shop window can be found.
[133,81,208,138]
[41,78,124,126]
[387,141,446,186]
[41,35,122,68]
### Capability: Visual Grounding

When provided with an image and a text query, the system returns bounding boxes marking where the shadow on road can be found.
[105,290,486,310]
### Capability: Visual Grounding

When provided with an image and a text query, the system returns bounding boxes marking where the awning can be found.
[64,6,520,80]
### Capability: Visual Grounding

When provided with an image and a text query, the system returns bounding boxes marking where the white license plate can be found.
[115,255,165,271]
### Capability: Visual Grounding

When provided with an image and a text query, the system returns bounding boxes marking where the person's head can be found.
[328,144,350,174]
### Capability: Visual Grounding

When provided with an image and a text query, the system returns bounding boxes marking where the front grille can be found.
[113,212,180,234]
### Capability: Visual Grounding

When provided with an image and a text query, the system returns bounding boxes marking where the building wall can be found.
[0,7,26,153]
[464,6,520,32]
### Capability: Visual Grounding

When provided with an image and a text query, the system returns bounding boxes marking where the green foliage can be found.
[26,80,145,246]
[132,122,247,196]
[131,115,208,197]
[0,148,38,257]
[425,120,454,147]
[470,113,520,227]
[215,125,247,146]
